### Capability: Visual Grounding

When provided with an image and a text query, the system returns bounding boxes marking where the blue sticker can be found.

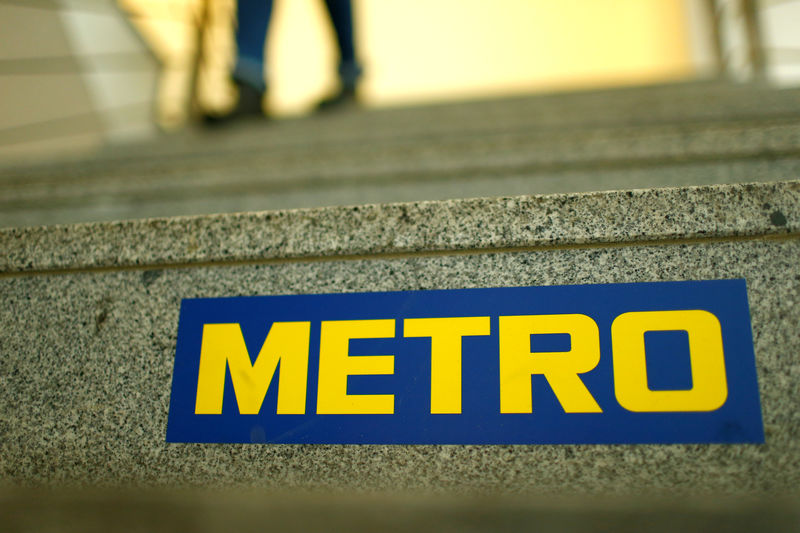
[166,279,764,444]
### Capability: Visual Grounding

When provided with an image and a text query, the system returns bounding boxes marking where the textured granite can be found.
[1,238,798,494]
[2,159,798,228]
[1,181,798,273]
[2,119,799,228]
[4,120,800,203]
[4,81,800,177]
[2,82,800,228]
[0,182,799,495]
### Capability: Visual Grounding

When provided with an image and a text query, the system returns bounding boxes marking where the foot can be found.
[202,81,267,126]
[315,87,359,113]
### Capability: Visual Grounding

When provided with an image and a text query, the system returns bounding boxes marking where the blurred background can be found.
[2,0,799,162]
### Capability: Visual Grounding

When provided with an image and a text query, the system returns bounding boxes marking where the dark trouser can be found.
[234,0,361,92]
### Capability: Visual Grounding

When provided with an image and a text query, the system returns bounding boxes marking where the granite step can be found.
[2,83,800,228]
[4,81,800,530]
[11,80,800,169]
[2,488,798,533]
[2,156,798,229]
[6,81,800,185]
[1,181,798,500]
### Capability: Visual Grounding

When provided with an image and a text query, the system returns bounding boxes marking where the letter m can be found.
[194,322,310,415]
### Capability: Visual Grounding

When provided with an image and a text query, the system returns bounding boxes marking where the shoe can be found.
[315,86,359,113]
[202,81,267,126]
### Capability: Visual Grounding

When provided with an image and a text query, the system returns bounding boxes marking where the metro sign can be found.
[166,280,763,444]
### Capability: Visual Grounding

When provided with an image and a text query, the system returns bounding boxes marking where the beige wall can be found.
[354,0,694,105]
[0,4,103,160]
[0,2,158,162]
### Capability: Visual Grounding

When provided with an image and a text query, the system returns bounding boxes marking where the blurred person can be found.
[206,0,362,123]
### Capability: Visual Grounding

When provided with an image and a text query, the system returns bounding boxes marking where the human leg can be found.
[322,0,362,90]
[316,0,362,111]
[204,0,272,123]
[233,0,274,92]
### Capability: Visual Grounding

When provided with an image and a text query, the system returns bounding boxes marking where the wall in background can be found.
[0,1,158,162]
[127,0,697,121]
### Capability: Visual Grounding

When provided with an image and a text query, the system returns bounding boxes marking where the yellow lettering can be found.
[195,322,310,415]
[499,314,602,413]
[317,319,395,414]
[611,310,728,412]
[404,316,491,414]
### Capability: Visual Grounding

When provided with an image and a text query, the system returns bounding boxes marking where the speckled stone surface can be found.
[2,154,799,229]
[2,82,800,228]
[1,182,798,495]
[1,181,798,273]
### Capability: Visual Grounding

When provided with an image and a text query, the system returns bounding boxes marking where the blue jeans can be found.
[234,0,362,92]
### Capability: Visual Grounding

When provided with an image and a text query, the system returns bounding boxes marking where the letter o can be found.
[611,310,728,412]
